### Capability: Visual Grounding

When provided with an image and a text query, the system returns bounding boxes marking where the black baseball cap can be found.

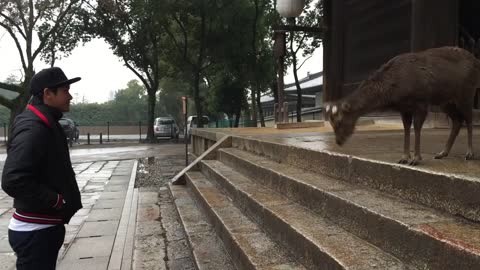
[30,67,81,96]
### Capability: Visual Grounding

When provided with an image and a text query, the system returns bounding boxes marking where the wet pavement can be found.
[0,143,189,270]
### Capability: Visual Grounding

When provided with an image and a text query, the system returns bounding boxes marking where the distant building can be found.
[261,71,323,118]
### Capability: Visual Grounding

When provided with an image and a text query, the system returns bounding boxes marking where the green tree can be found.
[82,0,168,142]
[66,79,148,125]
[157,77,189,129]
[248,0,277,127]
[110,80,147,124]
[0,0,87,128]
[165,0,248,127]
[207,70,248,127]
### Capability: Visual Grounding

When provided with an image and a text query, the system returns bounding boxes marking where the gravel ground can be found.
[135,154,188,188]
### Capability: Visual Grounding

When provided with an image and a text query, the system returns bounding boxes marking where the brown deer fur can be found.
[325,47,480,165]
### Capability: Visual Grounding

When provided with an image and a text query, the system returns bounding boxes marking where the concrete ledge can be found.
[275,121,325,129]
[108,160,138,270]
[231,136,480,222]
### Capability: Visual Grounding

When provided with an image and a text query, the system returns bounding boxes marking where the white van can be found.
[154,117,179,139]
[186,115,209,139]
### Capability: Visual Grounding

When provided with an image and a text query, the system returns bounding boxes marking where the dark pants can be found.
[9,225,65,270]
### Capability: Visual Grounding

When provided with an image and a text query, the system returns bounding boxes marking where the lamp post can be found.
[276,0,305,19]
[273,0,322,123]
[274,0,305,123]
[182,96,188,166]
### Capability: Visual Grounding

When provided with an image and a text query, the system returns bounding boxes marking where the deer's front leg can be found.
[399,112,412,164]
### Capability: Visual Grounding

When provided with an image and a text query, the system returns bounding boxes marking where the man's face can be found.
[43,86,72,112]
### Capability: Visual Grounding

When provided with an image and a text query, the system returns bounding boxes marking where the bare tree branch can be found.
[0,12,26,39]
[172,14,190,64]
[297,55,312,70]
[32,0,78,60]
[0,21,27,71]
[294,32,307,55]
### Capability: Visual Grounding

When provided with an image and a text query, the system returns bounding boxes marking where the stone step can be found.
[168,183,236,270]
[216,148,480,269]
[230,136,480,222]
[184,171,307,270]
[199,160,407,270]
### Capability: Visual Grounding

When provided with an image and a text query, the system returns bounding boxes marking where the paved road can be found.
[0,142,189,164]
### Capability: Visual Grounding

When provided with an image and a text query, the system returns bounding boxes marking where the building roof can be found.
[284,75,323,92]
[260,71,323,103]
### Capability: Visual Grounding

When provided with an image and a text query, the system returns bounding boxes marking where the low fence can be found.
[79,125,148,136]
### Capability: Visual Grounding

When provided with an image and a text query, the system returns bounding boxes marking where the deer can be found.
[325,46,480,165]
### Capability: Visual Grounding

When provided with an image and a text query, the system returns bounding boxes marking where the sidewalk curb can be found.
[108,160,139,270]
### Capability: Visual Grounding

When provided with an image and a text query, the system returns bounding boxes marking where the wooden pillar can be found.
[323,0,345,102]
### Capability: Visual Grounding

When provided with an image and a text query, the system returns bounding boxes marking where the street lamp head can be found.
[276,0,305,18]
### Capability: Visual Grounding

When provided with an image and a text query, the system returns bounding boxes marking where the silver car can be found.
[154,117,179,139]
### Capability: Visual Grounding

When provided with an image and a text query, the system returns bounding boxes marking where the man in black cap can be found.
[1,67,83,269]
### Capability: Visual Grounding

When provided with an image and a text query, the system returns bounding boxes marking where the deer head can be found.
[325,101,356,146]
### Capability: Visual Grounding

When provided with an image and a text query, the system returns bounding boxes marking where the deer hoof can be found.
[398,158,409,164]
[434,152,447,159]
[409,159,421,166]
[465,153,474,160]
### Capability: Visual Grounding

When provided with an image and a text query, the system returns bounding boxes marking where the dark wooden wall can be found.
[411,0,458,51]
[323,0,460,102]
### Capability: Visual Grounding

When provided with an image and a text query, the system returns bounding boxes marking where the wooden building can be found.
[322,0,480,108]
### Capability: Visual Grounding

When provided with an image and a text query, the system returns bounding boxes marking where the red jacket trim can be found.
[13,211,63,224]
[27,104,52,128]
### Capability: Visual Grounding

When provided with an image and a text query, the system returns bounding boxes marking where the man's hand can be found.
[53,194,65,210]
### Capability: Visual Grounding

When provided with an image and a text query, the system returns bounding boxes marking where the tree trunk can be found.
[271,80,278,104]
[291,33,302,122]
[193,70,204,128]
[146,89,156,142]
[251,89,257,126]
[234,109,241,127]
[194,3,206,128]
[8,68,34,138]
[250,0,260,127]
[255,82,265,127]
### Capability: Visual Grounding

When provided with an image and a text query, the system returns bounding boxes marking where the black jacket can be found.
[1,104,82,224]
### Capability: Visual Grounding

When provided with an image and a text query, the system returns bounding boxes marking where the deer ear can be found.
[341,102,351,112]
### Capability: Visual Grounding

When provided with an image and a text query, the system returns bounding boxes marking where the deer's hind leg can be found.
[410,108,428,166]
[458,101,475,160]
[435,104,463,159]
[399,111,412,164]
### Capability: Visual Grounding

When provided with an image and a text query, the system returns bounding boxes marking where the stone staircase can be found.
[169,136,480,269]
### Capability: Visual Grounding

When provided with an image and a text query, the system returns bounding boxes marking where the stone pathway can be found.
[0,159,137,270]
[0,143,193,270]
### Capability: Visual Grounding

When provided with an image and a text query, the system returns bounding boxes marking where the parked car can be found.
[186,115,209,139]
[154,117,179,139]
[59,118,79,146]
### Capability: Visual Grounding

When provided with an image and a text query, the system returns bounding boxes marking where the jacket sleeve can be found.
[1,123,59,208]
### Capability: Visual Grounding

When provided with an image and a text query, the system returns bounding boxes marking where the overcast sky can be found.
[0,33,322,104]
